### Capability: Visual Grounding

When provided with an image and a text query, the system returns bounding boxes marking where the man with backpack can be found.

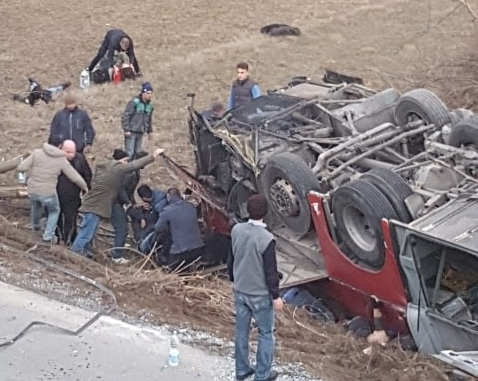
[121,82,154,158]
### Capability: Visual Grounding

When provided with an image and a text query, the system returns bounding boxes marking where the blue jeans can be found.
[124,132,143,158]
[111,203,128,259]
[29,193,60,241]
[234,290,275,381]
[70,213,101,255]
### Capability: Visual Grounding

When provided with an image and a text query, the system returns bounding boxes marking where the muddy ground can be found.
[0,0,477,380]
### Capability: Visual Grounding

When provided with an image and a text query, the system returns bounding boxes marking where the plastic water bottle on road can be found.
[168,330,180,367]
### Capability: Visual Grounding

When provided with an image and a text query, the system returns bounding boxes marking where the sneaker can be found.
[112,257,131,265]
[237,369,255,381]
[255,370,279,381]
[42,237,58,244]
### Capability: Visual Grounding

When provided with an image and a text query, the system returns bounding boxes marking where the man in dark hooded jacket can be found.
[56,140,92,245]
[49,94,96,153]
[87,29,141,81]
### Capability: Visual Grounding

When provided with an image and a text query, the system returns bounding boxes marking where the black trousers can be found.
[57,195,81,245]
[164,246,205,273]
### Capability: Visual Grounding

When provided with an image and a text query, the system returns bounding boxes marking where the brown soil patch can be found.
[0,0,478,380]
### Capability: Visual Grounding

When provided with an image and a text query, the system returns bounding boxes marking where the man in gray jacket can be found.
[17,136,88,243]
[227,194,282,381]
[121,82,154,158]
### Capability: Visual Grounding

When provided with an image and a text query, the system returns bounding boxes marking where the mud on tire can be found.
[332,179,399,269]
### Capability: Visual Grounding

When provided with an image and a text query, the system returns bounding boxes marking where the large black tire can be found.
[260,152,321,235]
[332,179,399,269]
[448,117,478,148]
[361,168,413,223]
[394,88,451,128]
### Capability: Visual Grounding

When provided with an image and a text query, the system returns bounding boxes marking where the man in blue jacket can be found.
[227,62,261,110]
[127,184,167,244]
[49,94,96,153]
[149,188,204,270]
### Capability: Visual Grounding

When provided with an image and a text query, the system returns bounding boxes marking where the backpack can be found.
[91,69,109,84]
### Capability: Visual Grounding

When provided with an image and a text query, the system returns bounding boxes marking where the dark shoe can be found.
[237,368,255,381]
[255,370,279,381]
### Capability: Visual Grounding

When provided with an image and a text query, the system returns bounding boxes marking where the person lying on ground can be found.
[69,147,165,263]
[16,136,88,243]
[13,78,71,107]
[87,29,140,83]
[142,188,204,271]
[49,94,96,153]
[56,140,92,246]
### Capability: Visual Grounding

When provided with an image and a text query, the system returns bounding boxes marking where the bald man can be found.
[57,140,92,245]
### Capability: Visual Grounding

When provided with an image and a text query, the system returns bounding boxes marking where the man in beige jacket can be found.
[17,136,88,243]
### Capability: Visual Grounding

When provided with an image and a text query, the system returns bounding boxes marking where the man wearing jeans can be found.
[70,147,164,263]
[228,194,283,381]
[16,136,88,243]
[121,82,154,158]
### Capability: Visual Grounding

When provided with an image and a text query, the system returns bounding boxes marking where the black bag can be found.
[91,69,109,84]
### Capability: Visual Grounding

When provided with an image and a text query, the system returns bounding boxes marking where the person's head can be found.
[236,62,250,82]
[167,187,181,202]
[121,65,136,80]
[47,135,63,148]
[62,140,77,160]
[64,94,77,111]
[137,184,153,202]
[211,101,225,117]
[119,37,131,51]
[247,194,268,220]
[112,148,130,164]
[140,82,153,102]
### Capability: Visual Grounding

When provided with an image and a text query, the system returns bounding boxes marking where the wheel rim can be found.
[342,205,376,252]
[406,111,425,124]
[269,178,300,217]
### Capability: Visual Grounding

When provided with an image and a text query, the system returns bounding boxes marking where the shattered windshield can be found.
[411,236,478,326]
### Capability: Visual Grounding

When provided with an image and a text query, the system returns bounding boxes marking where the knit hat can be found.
[247,194,268,220]
[112,149,129,160]
[141,82,153,93]
[64,93,77,106]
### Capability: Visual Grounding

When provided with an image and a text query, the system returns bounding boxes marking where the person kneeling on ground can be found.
[145,188,204,271]
[87,29,141,84]
[127,184,168,244]
[16,136,88,243]
[70,147,164,263]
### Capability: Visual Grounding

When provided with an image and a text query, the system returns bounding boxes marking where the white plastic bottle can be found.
[168,331,180,367]
[79,69,90,89]
[17,157,26,184]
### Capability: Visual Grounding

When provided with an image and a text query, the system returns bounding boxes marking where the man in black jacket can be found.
[87,29,141,82]
[49,94,96,153]
[56,140,92,245]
